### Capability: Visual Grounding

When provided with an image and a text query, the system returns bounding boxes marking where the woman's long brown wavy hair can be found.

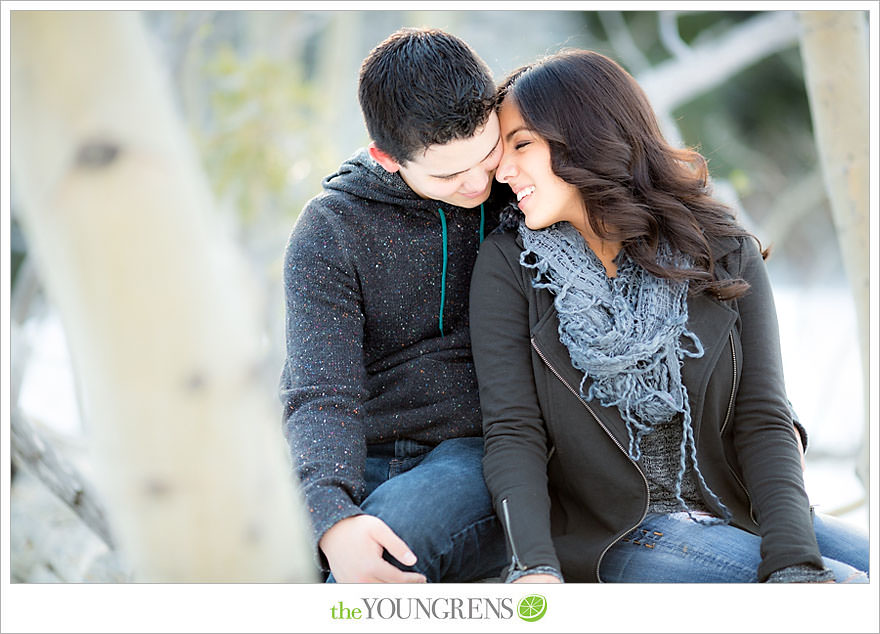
[499,49,761,300]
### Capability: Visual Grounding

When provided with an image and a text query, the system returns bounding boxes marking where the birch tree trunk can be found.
[798,11,870,491]
[11,11,315,582]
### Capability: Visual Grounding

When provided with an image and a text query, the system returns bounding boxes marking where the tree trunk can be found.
[798,11,870,492]
[10,11,315,582]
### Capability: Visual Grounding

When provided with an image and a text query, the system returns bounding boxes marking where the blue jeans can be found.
[599,511,869,583]
[328,436,506,583]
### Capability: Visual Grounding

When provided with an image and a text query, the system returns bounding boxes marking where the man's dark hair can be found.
[358,28,496,164]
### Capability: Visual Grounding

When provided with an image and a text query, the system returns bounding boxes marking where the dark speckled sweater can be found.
[280,149,507,560]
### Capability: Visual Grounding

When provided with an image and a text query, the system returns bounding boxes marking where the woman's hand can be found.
[512,573,562,583]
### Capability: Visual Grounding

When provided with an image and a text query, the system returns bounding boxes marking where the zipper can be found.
[720,330,737,437]
[531,337,649,582]
[719,330,758,526]
[500,497,526,571]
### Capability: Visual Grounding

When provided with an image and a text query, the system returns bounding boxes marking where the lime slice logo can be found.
[517,594,547,622]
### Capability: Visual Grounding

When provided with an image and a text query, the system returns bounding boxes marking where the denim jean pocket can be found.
[386,439,434,477]
[619,524,664,549]
[388,453,427,478]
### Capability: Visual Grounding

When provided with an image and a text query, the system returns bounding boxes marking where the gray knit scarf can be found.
[519,220,730,522]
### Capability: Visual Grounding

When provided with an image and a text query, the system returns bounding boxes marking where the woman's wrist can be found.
[505,565,564,583]
[765,564,835,583]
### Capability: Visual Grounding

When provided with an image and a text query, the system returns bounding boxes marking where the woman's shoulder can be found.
[709,232,750,260]
[709,231,763,262]
[473,222,526,284]
[480,225,523,265]
[476,227,515,259]
[483,208,523,253]
[707,232,764,285]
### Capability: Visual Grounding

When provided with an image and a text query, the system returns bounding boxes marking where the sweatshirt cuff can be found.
[305,486,364,572]
[505,565,564,583]
[765,564,834,583]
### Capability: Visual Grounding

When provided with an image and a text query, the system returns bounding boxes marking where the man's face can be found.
[378,112,502,209]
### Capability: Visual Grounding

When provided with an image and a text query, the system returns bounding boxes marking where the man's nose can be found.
[495,155,515,183]
[461,169,490,194]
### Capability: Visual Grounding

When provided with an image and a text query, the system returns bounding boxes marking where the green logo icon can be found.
[517,594,547,622]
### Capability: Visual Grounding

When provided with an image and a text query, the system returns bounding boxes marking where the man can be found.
[280,28,511,583]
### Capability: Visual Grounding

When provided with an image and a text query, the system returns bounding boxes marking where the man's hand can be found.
[320,515,427,583]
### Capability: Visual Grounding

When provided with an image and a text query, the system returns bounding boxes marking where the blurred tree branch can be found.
[631,12,800,231]
[639,11,801,115]
[11,409,117,550]
[596,11,650,75]
[658,10,693,60]
[10,258,117,551]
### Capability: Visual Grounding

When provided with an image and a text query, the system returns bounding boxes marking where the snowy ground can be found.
[774,286,869,532]
[10,283,871,581]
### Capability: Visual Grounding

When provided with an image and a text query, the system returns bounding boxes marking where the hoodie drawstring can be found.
[437,208,449,337]
[437,203,485,337]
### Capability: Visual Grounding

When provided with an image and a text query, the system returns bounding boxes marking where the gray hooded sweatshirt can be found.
[279,149,507,563]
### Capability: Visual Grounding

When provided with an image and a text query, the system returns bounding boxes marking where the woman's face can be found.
[495,99,586,232]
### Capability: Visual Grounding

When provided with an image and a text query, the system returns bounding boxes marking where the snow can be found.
[18,313,82,438]
[774,285,868,531]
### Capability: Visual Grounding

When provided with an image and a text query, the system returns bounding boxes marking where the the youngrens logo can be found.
[329,595,547,622]
[517,595,547,622]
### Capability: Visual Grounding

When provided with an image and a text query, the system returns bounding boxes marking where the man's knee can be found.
[360,444,496,564]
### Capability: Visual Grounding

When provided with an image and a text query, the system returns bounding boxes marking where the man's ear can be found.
[368,142,401,173]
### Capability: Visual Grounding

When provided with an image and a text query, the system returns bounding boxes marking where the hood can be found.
[322,148,497,338]
[322,148,438,214]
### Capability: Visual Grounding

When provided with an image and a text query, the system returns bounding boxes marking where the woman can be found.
[469,49,868,583]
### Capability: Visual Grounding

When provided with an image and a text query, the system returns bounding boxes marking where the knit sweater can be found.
[638,418,709,515]
[279,149,507,563]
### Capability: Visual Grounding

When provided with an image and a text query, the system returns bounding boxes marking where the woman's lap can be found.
[599,511,868,583]
[812,510,869,573]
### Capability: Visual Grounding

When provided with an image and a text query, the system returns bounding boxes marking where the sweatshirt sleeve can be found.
[730,237,824,581]
[279,200,368,568]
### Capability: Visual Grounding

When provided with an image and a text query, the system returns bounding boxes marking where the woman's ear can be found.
[368,142,401,173]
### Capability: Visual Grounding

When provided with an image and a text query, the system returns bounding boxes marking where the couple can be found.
[280,28,868,584]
